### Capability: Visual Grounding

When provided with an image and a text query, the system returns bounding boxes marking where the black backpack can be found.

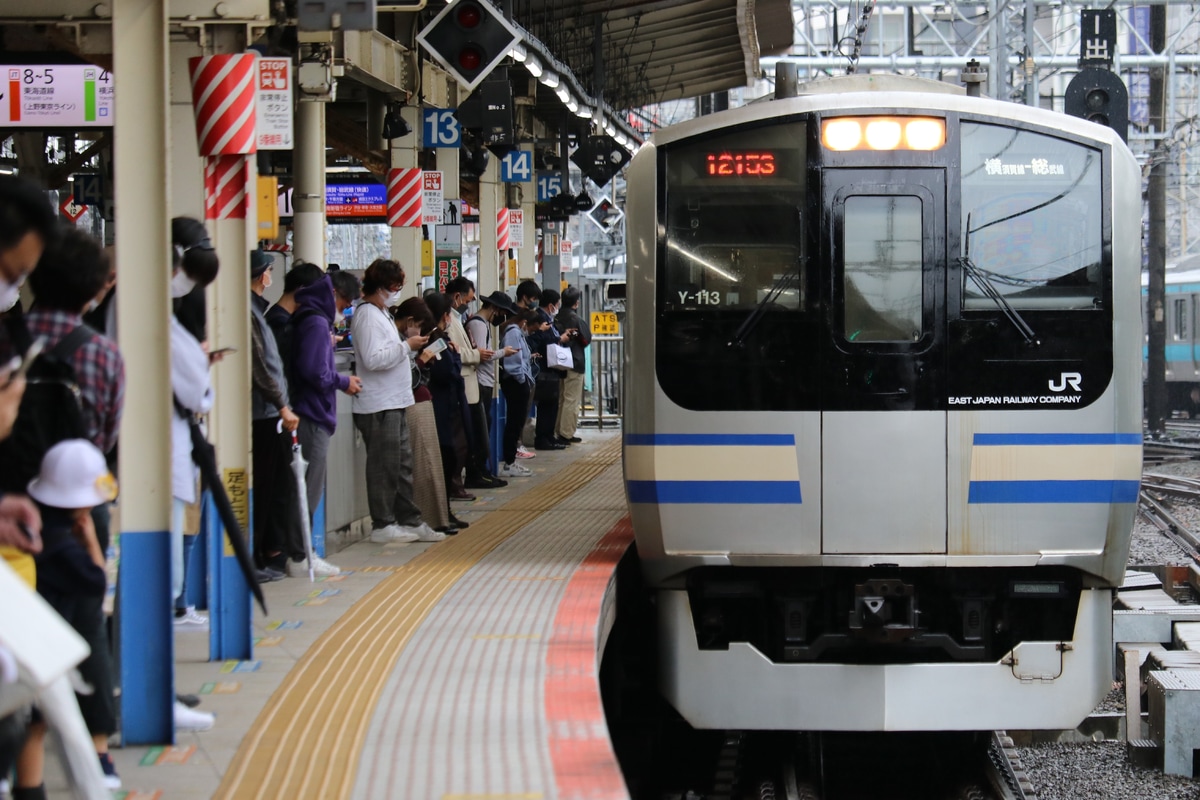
[0,326,94,494]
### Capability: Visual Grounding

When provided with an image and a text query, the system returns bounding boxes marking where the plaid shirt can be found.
[25,309,125,455]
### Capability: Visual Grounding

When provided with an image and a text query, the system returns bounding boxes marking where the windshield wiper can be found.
[960,255,1040,347]
[728,266,801,349]
[961,211,1039,347]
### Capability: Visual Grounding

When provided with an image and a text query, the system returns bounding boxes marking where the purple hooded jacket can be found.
[290,275,350,434]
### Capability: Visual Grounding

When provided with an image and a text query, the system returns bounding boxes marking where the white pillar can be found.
[390,104,422,298]
[517,141,536,286]
[113,0,174,745]
[478,152,503,294]
[293,98,326,266]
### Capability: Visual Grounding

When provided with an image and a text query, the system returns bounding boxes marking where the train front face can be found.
[623,86,1143,732]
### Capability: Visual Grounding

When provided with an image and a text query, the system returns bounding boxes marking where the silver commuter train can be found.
[1154,263,1200,413]
[622,74,1142,731]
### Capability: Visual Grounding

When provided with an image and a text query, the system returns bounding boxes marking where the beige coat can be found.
[447,310,481,404]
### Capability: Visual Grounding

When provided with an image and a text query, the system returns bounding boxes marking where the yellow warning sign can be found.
[223,468,248,557]
[590,311,619,336]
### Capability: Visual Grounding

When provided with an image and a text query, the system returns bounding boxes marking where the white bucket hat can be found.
[27,439,118,509]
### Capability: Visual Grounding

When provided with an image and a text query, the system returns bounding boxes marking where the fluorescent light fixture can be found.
[555,85,570,103]
[603,122,617,137]
[539,71,559,89]
[509,44,527,62]
[576,106,593,119]
[566,99,579,113]
[525,57,543,78]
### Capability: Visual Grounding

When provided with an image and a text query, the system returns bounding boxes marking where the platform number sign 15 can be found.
[423,108,460,148]
[536,171,563,202]
[500,150,532,183]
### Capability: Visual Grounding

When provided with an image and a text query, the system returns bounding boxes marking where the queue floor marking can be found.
[139,745,196,766]
[216,438,620,800]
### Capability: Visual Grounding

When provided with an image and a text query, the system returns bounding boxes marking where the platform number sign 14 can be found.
[423,109,460,148]
[536,171,563,202]
[500,150,532,183]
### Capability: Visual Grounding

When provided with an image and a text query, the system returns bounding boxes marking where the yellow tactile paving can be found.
[215,437,622,800]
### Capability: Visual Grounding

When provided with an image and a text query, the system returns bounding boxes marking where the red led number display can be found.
[705,151,777,177]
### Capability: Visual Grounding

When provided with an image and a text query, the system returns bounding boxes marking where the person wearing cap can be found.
[16,439,122,794]
[249,251,309,581]
[464,290,517,485]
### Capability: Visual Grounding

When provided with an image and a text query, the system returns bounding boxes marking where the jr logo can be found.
[1049,372,1082,392]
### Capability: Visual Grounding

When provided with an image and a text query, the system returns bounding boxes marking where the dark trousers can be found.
[253,417,302,564]
[500,377,530,464]
[39,590,115,735]
[465,400,492,480]
[353,408,423,529]
[533,375,561,444]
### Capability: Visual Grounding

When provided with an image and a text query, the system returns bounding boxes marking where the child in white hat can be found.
[12,439,120,797]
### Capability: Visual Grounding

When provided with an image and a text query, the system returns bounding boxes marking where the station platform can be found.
[51,429,632,800]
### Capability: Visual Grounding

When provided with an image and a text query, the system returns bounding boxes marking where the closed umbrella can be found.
[286,428,316,582]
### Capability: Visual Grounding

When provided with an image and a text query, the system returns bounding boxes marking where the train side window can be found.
[842,195,923,342]
[960,123,1103,311]
[1174,297,1188,341]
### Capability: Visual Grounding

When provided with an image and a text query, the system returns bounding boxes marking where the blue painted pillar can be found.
[118,530,174,745]
[490,388,506,475]
[312,493,326,558]
[206,492,252,661]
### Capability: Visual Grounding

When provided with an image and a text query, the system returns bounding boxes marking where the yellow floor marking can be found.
[216,438,621,800]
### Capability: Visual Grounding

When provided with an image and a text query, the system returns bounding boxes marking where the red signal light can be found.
[458,46,483,71]
[456,3,483,29]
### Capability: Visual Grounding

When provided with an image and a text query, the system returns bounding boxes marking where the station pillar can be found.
[517,141,537,285]
[389,104,422,298]
[293,97,327,266]
[114,0,175,746]
[478,153,503,294]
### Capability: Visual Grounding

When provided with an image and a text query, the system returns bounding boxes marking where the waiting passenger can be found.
[425,292,475,507]
[465,291,518,482]
[554,286,590,445]
[349,259,441,544]
[498,310,539,477]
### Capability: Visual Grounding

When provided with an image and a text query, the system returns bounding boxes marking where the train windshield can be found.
[960,123,1103,310]
[657,122,812,410]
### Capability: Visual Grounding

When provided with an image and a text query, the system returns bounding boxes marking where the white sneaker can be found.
[415,523,445,542]
[371,524,419,543]
[389,524,425,543]
[174,608,209,631]
[289,556,340,577]
[503,461,532,477]
[516,445,536,459]
[174,700,214,731]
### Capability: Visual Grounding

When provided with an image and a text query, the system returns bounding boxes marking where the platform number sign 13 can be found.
[536,171,563,202]
[423,108,460,148]
[500,150,532,183]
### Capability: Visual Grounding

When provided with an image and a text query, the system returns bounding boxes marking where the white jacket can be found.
[170,317,214,503]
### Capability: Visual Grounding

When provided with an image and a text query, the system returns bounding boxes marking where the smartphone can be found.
[425,337,448,357]
[209,346,237,358]
[6,336,46,384]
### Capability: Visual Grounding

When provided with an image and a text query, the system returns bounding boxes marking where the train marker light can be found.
[821,117,946,151]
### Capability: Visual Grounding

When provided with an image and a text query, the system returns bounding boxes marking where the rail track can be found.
[1139,473,1200,563]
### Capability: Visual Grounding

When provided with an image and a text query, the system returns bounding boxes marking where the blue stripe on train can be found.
[623,433,796,446]
[627,480,803,504]
[968,479,1140,503]
[972,433,1142,445]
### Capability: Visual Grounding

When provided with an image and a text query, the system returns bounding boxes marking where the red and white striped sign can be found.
[496,207,510,251]
[387,168,422,227]
[188,54,257,156]
[204,155,250,220]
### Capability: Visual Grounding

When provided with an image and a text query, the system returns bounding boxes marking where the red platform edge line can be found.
[544,515,635,799]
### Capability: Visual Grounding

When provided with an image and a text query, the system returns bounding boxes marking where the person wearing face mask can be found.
[350,259,442,544]
[527,288,574,451]
[167,218,220,657]
[289,271,363,567]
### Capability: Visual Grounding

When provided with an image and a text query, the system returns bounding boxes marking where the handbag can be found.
[546,343,574,371]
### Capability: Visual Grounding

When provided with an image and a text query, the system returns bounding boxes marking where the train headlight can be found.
[822,118,863,151]
[904,118,946,150]
[821,117,947,151]
[865,119,903,150]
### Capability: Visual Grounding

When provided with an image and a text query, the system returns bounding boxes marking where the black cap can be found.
[481,290,516,315]
[250,250,272,279]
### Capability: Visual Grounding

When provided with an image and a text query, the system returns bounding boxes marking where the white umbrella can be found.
[285,427,316,582]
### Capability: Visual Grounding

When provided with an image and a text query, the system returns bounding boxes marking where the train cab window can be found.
[655,122,815,411]
[842,196,923,342]
[960,123,1103,311]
